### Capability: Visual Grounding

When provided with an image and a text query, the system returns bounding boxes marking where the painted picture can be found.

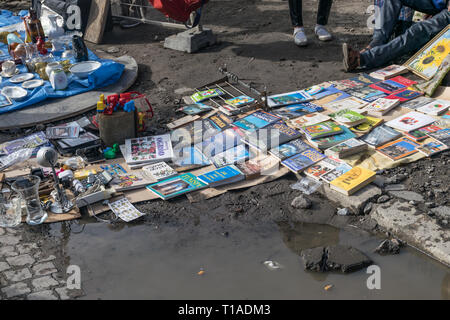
[405,25,450,80]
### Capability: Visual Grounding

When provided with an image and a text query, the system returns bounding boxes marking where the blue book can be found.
[146,173,207,200]
[197,165,244,187]
[194,127,245,159]
[281,148,326,173]
[307,126,357,150]
[211,144,251,168]
[269,138,312,161]
[233,110,280,132]
[172,147,210,167]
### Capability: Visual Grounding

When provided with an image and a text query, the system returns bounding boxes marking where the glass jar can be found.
[11,176,47,225]
[0,197,22,228]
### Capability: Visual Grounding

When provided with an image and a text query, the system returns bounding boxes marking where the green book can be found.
[301,121,344,140]
[329,109,367,127]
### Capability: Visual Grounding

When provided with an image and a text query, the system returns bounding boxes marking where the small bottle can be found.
[97,100,105,113]
[24,8,45,44]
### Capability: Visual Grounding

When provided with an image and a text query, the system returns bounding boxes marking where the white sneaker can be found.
[315,25,332,41]
[293,28,308,47]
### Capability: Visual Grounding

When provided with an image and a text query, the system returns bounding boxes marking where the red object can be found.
[36,37,47,55]
[148,0,208,23]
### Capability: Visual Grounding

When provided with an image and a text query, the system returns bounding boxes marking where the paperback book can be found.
[385,89,423,102]
[197,165,244,187]
[235,160,263,179]
[376,137,420,161]
[177,103,213,115]
[112,171,156,192]
[350,116,383,134]
[360,125,402,147]
[385,111,436,132]
[195,126,245,158]
[269,138,312,161]
[417,138,449,157]
[330,166,376,195]
[301,121,344,140]
[417,99,450,116]
[400,96,435,110]
[290,113,331,128]
[244,121,302,151]
[344,86,387,102]
[233,110,280,132]
[320,163,352,183]
[306,126,357,150]
[191,89,225,103]
[142,162,178,181]
[211,144,251,168]
[328,109,367,127]
[369,79,408,94]
[364,98,401,117]
[46,125,80,139]
[304,156,344,180]
[369,65,408,80]
[404,124,443,141]
[281,148,326,173]
[224,95,255,107]
[124,134,173,165]
[323,96,368,112]
[324,138,368,158]
[146,173,207,200]
[267,90,313,107]
[428,129,450,146]
[172,146,211,167]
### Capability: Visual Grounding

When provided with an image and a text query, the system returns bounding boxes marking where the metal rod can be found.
[112,14,187,30]
[225,81,247,96]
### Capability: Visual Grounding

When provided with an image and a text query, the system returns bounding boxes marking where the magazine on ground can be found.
[124,134,173,165]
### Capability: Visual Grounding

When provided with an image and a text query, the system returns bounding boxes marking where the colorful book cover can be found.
[360,125,402,147]
[236,161,262,179]
[428,128,450,146]
[313,86,351,101]
[324,96,368,111]
[349,73,380,86]
[330,166,376,195]
[301,121,344,140]
[208,112,233,131]
[385,111,435,132]
[376,137,420,161]
[267,90,312,107]
[442,110,450,119]
[233,110,280,132]
[269,138,312,161]
[308,126,357,149]
[417,99,450,116]
[197,165,244,186]
[385,89,423,102]
[369,79,407,94]
[191,89,225,103]
[224,95,255,107]
[281,148,326,173]
[295,102,324,113]
[369,65,408,80]
[404,124,443,141]
[364,98,400,116]
[212,144,251,168]
[125,134,173,165]
[325,138,367,156]
[146,173,207,200]
[142,162,178,182]
[345,86,387,102]
[177,103,213,115]
[329,109,366,125]
[350,116,383,133]
[274,107,307,120]
[417,137,449,156]
[304,156,343,180]
[195,126,244,159]
[245,121,302,150]
[320,163,352,183]
[291,112,331,128]
[2,131,48,155]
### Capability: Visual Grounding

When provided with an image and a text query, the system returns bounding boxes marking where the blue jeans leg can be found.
[361,9,450,69]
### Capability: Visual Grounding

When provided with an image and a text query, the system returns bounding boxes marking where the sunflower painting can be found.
[405,25,450,80]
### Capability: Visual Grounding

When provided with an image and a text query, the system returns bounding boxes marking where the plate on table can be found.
[1,86,28,101]
[22,79,44,89]
[10,73,34,83]
[70,61,101,79]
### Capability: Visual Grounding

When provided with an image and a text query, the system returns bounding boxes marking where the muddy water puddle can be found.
[49,219,449,300]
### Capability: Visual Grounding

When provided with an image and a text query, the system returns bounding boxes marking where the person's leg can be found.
[315,0,333,41]
[361,9,450,69]
[289,0,308,46]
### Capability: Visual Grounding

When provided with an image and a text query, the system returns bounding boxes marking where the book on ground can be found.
[400,96,435,110]
[290,112,331,128]
[328,109,367,127]
[124,134,173,165]
[404,124,443,141]
[350,116,383,134]
[385,89,423,102]
[142,162,178,181]
[364,98,401,117]
[301,121,344,140]
[244,121,302,151]
[267,90,312,107]
[269,138,312,161]
[197,165,244,187]
[191,89,225,103]
[428,128,450,146]
[385,111,436,132]
[146,173,207,200]
[320,162,352,183]
[325,138,368,158]
[211,144,251,168]
[369,65,408,80]
[417,137,449,157]
[330,166,376,195]
[281,148,326,173]
[376,137,420,161]
[233,109,280,132]
[304,156,344,181]
[417,99,450,116]
[360,125,402,147]
[307,126,357,150]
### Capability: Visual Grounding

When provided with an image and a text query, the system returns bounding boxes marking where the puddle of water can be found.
[51,219,449,300]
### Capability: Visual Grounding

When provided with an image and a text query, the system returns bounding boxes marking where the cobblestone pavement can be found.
[0,226,83,300]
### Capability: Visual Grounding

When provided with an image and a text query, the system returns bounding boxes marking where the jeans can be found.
[361,8,450,69]
[288,0,333,27]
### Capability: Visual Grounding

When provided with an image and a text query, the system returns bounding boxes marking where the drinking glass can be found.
[11,176,47,225]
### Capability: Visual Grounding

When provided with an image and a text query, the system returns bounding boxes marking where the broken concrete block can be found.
[319,183,382,215]
[164,28,217,53]
[388,191,424,202]
[372,200,450,266]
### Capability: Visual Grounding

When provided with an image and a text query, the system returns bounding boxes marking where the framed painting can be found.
[404,25,450,81]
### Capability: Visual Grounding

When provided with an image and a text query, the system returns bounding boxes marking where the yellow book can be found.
[330,166,376,195]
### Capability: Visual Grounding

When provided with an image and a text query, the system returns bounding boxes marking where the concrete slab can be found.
[164,28,217,53]
[319,183,382,215]
[0,55,138,130]
[388,191,424,202]
[372,200,450,266]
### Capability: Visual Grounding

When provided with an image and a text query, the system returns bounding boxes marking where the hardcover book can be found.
[281,148,326,173]
[146,173,207,200]
[301,121,344,140]
[369,65,408,80]
[376,137,420,161]
[267,90,312,107]
[364,98,401,116]
[417,99,450,116]
[324,138,368,158]
[328,109,367,127]
[269,138,312,161]
[385,111,436,132]
[330,166,376,195]
[197,165,244,187]
[360,125,402,147]
[350,116,383,134]
[307,126,357,150]
[417,137,449,157]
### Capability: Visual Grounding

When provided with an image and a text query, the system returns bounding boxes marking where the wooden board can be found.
[84,0,111,44]
[0,55,138,130]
